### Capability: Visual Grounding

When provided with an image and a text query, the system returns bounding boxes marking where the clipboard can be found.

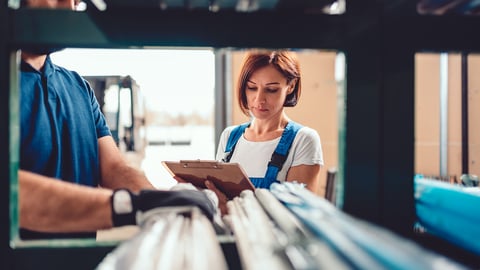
[162,160,255,199]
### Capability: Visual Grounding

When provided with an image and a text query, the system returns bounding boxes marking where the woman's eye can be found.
[247,86,257,91]
[266,88,279,93]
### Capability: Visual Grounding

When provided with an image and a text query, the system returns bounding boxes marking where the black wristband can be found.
[111,189,137,227]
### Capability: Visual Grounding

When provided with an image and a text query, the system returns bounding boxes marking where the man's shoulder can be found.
[46,57,83,79]
[52,62,81,78]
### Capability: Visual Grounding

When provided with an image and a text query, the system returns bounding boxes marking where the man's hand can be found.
[111,189,216,227]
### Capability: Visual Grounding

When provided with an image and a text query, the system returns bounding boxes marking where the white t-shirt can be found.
[216,125,324,182]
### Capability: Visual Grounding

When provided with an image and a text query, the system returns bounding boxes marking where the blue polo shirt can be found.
[20,56,112,187]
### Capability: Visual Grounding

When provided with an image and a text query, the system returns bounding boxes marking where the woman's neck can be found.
[246,115,290,141]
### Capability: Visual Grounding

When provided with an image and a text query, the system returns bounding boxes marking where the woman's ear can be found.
[287,80,297,94]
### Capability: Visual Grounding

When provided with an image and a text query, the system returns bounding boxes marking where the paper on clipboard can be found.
[162,160,255,199]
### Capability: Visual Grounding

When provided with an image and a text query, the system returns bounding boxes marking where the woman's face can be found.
[245,65,293,120]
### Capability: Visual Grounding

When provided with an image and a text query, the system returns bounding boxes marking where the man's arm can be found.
[19,170,114,233]
[19,170,217,233]
[97,136,155,192]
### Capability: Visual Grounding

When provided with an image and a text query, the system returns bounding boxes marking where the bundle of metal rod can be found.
[227,189,350,270]
[227,190,290,270]
[96,206,228,270]
[270,182,469,270]
[254,188,351,270]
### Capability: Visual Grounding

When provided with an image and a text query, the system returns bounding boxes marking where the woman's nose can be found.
[255,90,266,102]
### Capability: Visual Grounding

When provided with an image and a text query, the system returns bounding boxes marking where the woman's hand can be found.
[204,180,229,216]
[173,176,188,184]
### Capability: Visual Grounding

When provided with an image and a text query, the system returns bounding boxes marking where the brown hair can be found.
[237,50,301,116]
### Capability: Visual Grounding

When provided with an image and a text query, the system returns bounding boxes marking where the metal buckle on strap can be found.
[222,151,232,163]
[268,152,287,169]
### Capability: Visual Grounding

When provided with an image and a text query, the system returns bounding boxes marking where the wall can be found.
[226,51,480,194]
[468,55,480,177]
[415,53,480,179]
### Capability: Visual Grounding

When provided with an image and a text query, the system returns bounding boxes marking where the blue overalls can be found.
[222,121,303,189]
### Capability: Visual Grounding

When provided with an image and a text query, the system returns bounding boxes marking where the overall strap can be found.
[222,122,250,162]
[249,177,279,189]
[264,121,303,181]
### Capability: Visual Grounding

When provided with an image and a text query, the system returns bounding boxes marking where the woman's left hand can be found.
[205,180,229,216]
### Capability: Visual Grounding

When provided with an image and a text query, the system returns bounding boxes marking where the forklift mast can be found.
[84,75,147,154]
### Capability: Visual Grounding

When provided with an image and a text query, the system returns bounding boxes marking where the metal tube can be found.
[439,53,448,177]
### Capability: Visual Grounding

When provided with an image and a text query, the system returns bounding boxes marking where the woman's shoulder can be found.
[222,125,238,136]
[223,122,250,134]
[295,125,321,141]
[220,124,242,141]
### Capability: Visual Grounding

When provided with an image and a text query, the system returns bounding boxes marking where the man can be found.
[18,0,215,239]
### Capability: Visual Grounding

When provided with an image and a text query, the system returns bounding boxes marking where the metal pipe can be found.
[461,53,469,174]
[439,53,448,177]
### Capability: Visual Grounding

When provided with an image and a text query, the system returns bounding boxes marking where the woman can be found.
[215,50,324,193]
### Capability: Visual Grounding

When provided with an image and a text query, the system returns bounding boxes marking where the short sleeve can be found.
[290,127,324,167]
[84,79,111,138]
[215,126,235,161]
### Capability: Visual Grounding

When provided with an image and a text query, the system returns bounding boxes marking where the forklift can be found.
[84,75,147,157]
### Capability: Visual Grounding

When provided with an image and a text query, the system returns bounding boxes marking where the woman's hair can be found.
[237,50,301,116]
